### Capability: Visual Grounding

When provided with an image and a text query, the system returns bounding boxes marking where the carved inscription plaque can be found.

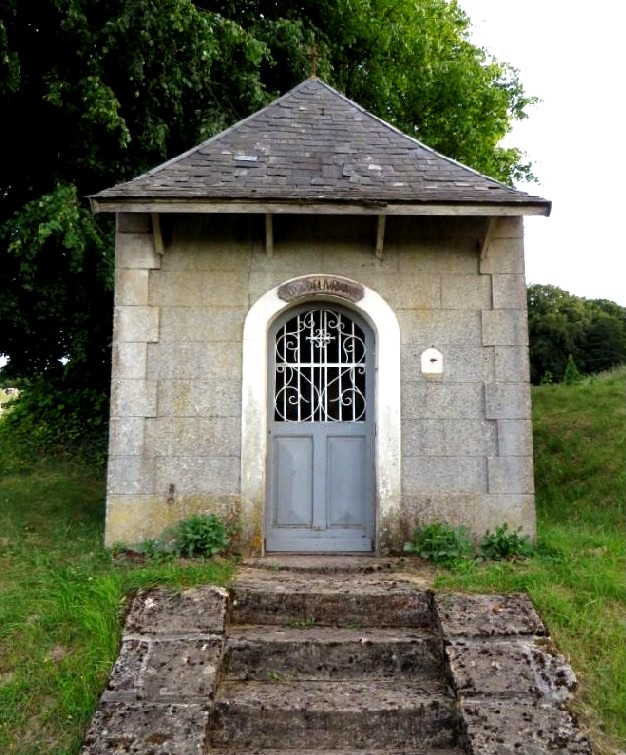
[278,275,364,303]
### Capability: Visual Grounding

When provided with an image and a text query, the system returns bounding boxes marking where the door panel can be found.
[266,306,374,553]
[274,436,313,527]
[327,435,367,527]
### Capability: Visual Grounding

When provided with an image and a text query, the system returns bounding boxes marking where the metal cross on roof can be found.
[307,42,319,77]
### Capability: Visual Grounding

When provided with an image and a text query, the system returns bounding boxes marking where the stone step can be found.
[224,626,443,681]
[230,573,434,628]
[209,680,458,750]
[210,750,465,754]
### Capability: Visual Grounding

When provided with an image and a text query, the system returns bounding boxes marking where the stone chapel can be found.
[90,78,550,555]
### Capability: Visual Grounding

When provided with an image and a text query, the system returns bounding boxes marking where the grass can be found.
[0,367,624,753]
[434,366,626,754]
[0,457,234,755]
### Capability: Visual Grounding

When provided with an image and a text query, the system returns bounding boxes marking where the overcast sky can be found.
[460,0,625,305]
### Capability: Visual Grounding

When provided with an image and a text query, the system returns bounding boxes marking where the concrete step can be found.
[209,680,458,750]
[224,626,443,681]
[230,572,434,628]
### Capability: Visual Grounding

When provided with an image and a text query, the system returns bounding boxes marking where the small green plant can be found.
[479,523,532,561]
[562,354,583,385]
[171,513,229,558]
[403,522,472,565]
[286,617,316,629]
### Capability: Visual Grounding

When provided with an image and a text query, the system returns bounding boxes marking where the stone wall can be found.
[106,212,533,550]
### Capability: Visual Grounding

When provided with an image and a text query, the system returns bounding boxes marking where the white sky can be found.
[460,0,626,305]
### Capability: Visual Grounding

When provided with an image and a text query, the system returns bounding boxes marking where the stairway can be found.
[207,566,464,754]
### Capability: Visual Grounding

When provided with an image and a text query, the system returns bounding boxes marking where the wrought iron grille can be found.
[274,309,366,422]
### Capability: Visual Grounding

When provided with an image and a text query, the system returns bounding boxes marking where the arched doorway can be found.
[240,275,400,555]
[266,305,375,552]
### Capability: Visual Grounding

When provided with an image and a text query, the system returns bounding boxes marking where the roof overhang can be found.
[90,197,551,217]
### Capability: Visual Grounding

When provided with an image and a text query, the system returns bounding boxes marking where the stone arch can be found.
[240,274,401,554]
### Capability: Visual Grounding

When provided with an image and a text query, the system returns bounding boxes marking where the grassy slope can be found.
[0,368,624,753]
[0,460,234,754]
[436,367,626,753]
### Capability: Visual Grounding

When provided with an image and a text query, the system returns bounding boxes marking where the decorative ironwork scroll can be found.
[274,309,366,422]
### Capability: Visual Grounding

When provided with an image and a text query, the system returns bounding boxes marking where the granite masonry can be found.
[91,78,551,554]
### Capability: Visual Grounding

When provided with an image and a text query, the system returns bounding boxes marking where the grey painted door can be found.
[266,306,375,552]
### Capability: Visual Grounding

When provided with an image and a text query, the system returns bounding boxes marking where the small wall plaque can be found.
[278,275,364,303]
[421,347,444,375]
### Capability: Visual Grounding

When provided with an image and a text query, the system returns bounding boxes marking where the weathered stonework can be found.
[105,213,536,551]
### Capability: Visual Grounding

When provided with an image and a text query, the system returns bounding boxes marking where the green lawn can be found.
[0,368,624,753]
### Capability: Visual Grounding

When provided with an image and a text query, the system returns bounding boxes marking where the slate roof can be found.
[92,78,550,214]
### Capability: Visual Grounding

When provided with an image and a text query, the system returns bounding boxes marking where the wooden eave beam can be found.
[375,214,386,259]
[151,213,165,256]
[91,199,551,217]
[265,213,274,257]
[479,216,497,269]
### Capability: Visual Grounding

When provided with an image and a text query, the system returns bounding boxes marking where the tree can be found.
[527,284,626,384]
[0,0,538,451]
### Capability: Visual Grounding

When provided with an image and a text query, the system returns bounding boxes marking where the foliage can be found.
[169,513,230,558]
[479,523,532,561]
[527,284,626,384]
[403,521,472,565]
[0,373,109,470]
[202,0,536,184]
[0,0,539,444]
[562,354,583,385]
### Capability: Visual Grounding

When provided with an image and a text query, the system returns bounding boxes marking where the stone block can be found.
[117,213,151,234]
[107,455,155,496]
[249,245,325,274]
[116,232,161,270]
[106,639,150,694]
[104,494,238,546]
[492,216,524,239]
[497,420,533,456]
[402,419,497,457]
[157,378,240,418]
[79,701,210,755]
[479,237,525,274]
[147,342,241,380]
[154,456,240,496]
[108,417,145,456]
[470,494,536,540]
[434,593,545,638]
[369,274,441,309]
[112,342,147,380]
[485,383,531,420]
[149,271,248,307]
[115,268,150,306]
[446,638,577,703]
[488,456,534,495]
[124,587,229,635]
[402,346,494,383]
[482,309,528,346]
[494,345,531,383]
[492,274,527,309]
[459,700,592,755]
[110,379,157,418]
[399,310,482,346]
[163,245,252,272]
[159,306,246,343]
[441,275,492,310]
[139,638,224,700]
[144,417,241,458]
[402,382,485,419]
[398,241,478,275]
[402,457,487,494]
[114,306,159,343]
